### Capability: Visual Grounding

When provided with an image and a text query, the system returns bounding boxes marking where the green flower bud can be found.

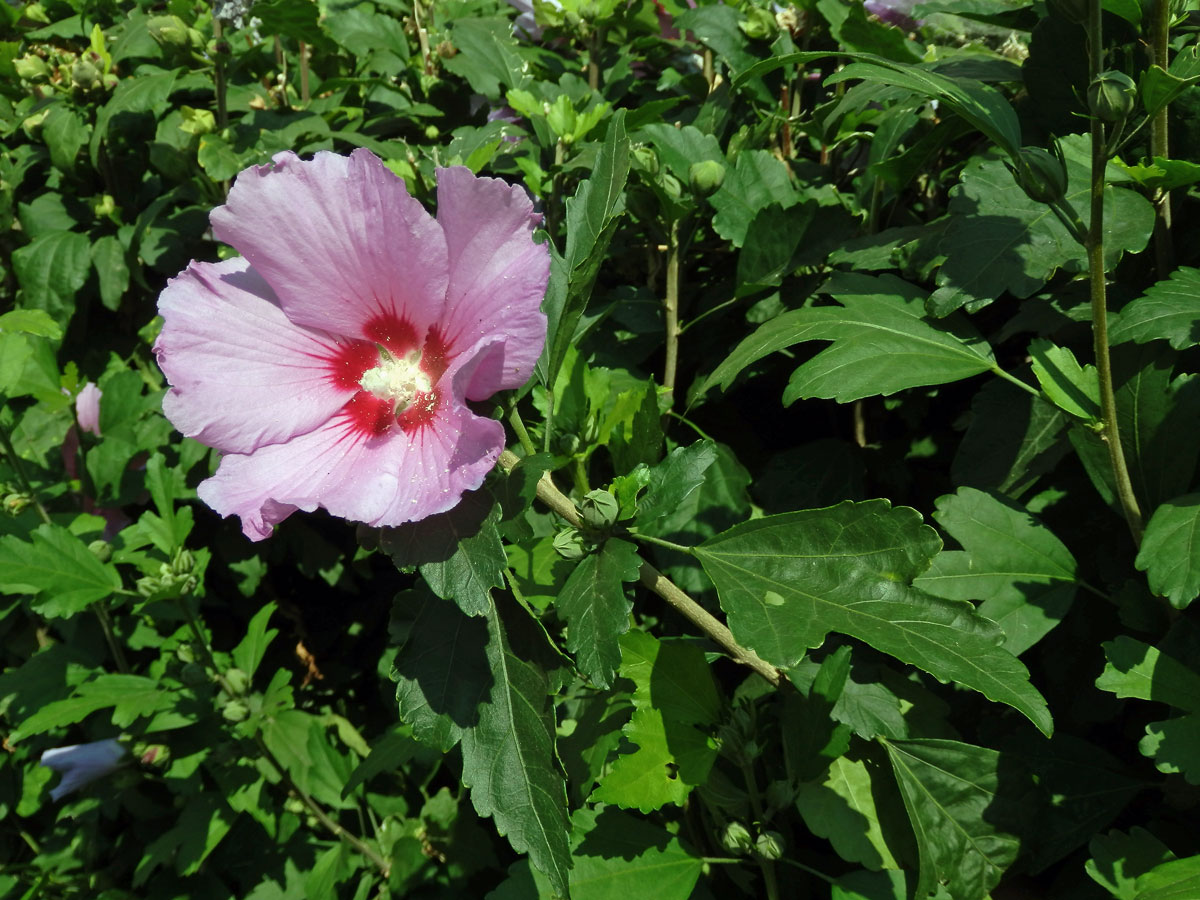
[740,6,776,39]
[3,493,33,515]
[1012,146,1068,206]
[659,172,683,201]
[224,667,250,696]
[135,742,171,767]
[71,58,102,91]
[147,15,193,49]
[632,145,660,178]
[222,699,250,722]
[88,540,113,563]
[1088,71,1137,123]
[553,527,588,560]
[14,54,51,82]
[580,489,619,531]
[755,830,785,860]
[1045,0,1088,23]
[689,160,726,198]
[423,124,440,140]
[721,821,754,855]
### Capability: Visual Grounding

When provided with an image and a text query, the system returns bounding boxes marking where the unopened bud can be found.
[722,821,754,855]
[14,55,50,82]
[580,489,619,531]
[135,742,171,767]
[1012,146,1068,205]
[222,699,249,722]
[88,540,112,563]
[689,160,726,198]
[755,830,785,860]
[224,667,250,696]
[632,145,660,178]
[71,58,101,91]
[553,527,588,560]
[1088,71,1136,123]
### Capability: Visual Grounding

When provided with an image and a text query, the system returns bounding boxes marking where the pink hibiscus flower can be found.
[155,149,548,540]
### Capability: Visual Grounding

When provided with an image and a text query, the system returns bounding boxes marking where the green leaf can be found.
[556,538,640,689]
[1088,828,1176,900]
[796,752,902,870]
[392,586,491,751]
[635,440,718,530]
[883,738,1025,900]
[460,599,571,897]
[831,870,908,900]
[1110,267,1200,350]
[1139,713,1200,784]
[929,138,1154,316]
[702,273,997,403]
[11,230,92,321]
[568,807,703,900]
[0,524,123,618]
[443,17,526,96]
[0,309,62,340]
[91,234,131,311]
[915,488,1078,655]
[591,631,720,812]
[381,492,506,617]
[695,500,1053,735]
[1135,494,1200,609]
[709,150,800,247]
[232,602,278,679]
[540,110,630,389]
[41,105,89,173]
[1113,156,1200,193]
[1096,636,1200,711]
[1133,855,1200,900]
[952,380,1070,497]
[1029,338,1102,421]
[1141,64,1200,120]
[253,0,325,43]
[638,123,722,182]
[91,69,179,167]
[11,674,175,741]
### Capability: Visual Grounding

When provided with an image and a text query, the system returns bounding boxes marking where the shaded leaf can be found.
[1135,494,1200,609]
[1110,267,1200,350]
[0,524,123,618]
[557,538,641,689]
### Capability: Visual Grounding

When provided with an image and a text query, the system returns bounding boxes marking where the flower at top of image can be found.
[154,150,549,541]
[41,738,127,802]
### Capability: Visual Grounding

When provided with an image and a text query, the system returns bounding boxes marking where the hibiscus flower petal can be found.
[156,258,353,455]
[211,149,450,341]
[198,340,508,540]
[434,166,549,400]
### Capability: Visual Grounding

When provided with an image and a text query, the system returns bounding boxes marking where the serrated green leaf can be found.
[1088,828,1176,900]
[709,150,799,247]
[0,309,62,339]
[1134,494,1200,609]
[1141,64,1200,119]
[392,586,491,752]
[695,500,1053,735]
[1096,636,1200,711]
[11,674,174,741]
[1139,713,1200,784]
[568,807,703,900]
[796,753,902,870]
[381,492,506,617]
[11,230,92,321]
[1029,338,1102,421]
[91,235,130,311]
[460,599,571,897]
[1110,267,1200,350]
[635,440,717,530]
[1133,854,1200,900]
[915,487,1078,655]
[443,17,526,96]
[232,601,278,679]
[702,273,997,403]
[0,524,123,618]
[557,538,640,689]
[883,738,1025,900]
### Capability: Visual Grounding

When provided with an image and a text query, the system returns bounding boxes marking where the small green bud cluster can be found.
[136,549,199,598]
[719,821,786,860]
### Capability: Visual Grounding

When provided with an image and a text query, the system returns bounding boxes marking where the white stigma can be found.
[359,348,432,412]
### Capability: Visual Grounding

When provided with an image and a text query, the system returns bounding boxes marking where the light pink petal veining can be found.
[197,339,509,540]
[75,382,102,437]
[155,257,355,455]
[434,166,548,400]
[211,149,450,340]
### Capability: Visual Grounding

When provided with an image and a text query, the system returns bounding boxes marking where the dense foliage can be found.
[4,0,1200,897]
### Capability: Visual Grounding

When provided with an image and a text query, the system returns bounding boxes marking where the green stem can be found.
[0,419,51,525]
[627,531,695,555]
[411,0,432,75]
[213,17,228,129]
[991,366,1041,399]
[508,407,537,457]
[92,602,130,674]
[741,760,781,900]
[1150,0,1174,274]
[1087,0,1144,545]
[663,217,681,408]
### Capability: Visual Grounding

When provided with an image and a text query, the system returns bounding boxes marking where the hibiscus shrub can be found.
[3,0,1200,898]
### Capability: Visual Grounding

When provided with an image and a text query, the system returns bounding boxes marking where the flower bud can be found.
[553,527,588,560]
[222,699,250,722]
[71,58,102,91]
[1088,71,1137,123]
[755,830,786,860]
[4,492,33,515]
[689,160,726,198]
[632,145,660,178]
[88,540,112,563]
[224,667,250,696]
[134,742,171,767]
[580,489,619,531]
[1013,146,1068,206]
[739,6,776,39]
[147,15,193,48]
[721,821,754,855]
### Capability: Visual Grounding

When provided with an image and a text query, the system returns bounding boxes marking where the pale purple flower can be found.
[864,0,922,30]
[75,381,102,437]
[41,738,126,801]
[507,0,561,40]
[154,150,548,541]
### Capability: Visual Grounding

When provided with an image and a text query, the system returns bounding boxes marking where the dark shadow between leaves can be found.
[379,489,494,569]
[574,806,674,861]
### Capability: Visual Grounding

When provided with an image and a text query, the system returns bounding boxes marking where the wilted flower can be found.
[155,149,548,540]
[41,738,127,801]
[75,381,102,437]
